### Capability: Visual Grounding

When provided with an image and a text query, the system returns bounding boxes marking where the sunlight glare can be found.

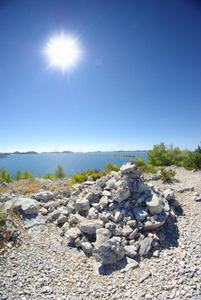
[47,35,80,70]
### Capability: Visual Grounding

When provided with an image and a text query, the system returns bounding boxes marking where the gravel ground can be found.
[0,167,201,300]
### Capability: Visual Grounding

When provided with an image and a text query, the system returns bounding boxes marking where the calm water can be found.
[0,152,148,178]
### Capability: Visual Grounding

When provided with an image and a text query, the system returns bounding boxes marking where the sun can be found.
[46,35,80,70]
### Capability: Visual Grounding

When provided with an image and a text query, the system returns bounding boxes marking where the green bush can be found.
[54,165,66,179]
[15,169,23,181]
[104,162,120,172]
[0,167,13,183]
[43,173,55,179]
[70,164,119,186]
[159,168,176,182]
[23,170,36,179]
[134,157,157,174]
[183,145,201,170]
[148,142,190,167]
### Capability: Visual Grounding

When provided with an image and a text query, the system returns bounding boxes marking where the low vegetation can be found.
[159,168,176,182]
[70,163,120,185]
[43,165,66,179]
[147,142,201,170]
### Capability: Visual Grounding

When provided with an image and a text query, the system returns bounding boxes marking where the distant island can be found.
[13,151,39,155]
[0,153,8,158]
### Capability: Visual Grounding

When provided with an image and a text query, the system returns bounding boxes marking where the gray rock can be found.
[94,228,112,247]
[121,225,133,236]
[112,189,130,203]
[65,228,79,242]
[57,214,68,224]
[93,237,125,264]
[133,206,148,221]
[63,188,71,197]
[163,189,175,200]
[88,207,98,219]
[79,219,103,235]
[81,242,93,254]
[139,272,151,283]
[32,191,55,202]
[12,198,38,215]
[22,214,45,229]
[100,196,108,208]
[123,258,139,272]
[114,211,123,222]
[138,237,153,256]
[49,209,61,221]
[87,175,94,182]
[127,219,137,227]
[143,210,168,230]
[74,199,90,212]
[120,162,138,174]
[105,178,116,190]
[145,194,163,215]
[124,245,137,258]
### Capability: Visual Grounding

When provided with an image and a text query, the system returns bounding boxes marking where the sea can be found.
[0,151,148,178]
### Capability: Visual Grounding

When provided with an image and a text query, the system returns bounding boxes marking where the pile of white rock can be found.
[1,161,177,265]
[47,161,176,265]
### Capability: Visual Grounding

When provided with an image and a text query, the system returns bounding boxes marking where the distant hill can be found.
[13,151,39,155]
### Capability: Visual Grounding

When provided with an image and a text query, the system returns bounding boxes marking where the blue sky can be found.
[0,0,201,152]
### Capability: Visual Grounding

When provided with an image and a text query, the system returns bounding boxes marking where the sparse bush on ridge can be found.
[134,157,157,174]
[104,162,120,172]
[70,163,120,185]
[43,165,66,179]
[159,168,176,182]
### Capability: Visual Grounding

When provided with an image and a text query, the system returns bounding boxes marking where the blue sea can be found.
[0,152,148,178]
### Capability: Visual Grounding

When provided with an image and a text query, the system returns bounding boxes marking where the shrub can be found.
[104,162,120,172]
[15,169,23,181]
[23,170,36,179]
[159,168,176,182]
[0,167,13,183]
[43,173,55,179]
[54,165,66,179]
[183,145,201,170]
[148,142,190,167]
[134,157,157,174]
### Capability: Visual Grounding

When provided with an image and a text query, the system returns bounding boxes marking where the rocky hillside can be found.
[0,162,201,299]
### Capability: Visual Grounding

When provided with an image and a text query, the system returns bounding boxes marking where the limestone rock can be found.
[12,198,38,215]
[138,237,153,256]
[120,162,138,174]
[145,194,163,215]
[163,189,175,200]
[93,237,125,265]
[74,199,90,212]
[65,228,79,242]
[133,207,148,221]
[94,228,112,248]
[79,219,103,235]
[81,242,93,254]
[124,245,137,258]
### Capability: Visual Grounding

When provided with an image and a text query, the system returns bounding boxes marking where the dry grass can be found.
[0,178,72,196]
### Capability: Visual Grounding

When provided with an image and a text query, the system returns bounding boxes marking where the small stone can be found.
[153,250,159,257]
[114,211,123,222]
[139,272,151,283]
[81,242,93,254]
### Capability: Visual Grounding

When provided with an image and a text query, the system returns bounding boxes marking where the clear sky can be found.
[1,0,201,152]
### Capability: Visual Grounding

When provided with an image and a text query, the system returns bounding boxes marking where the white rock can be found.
[145,194,163,215]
